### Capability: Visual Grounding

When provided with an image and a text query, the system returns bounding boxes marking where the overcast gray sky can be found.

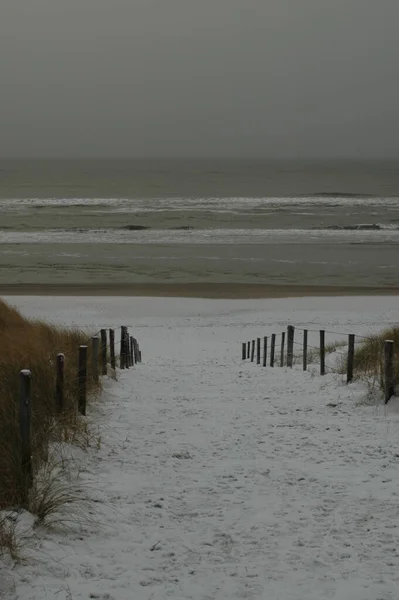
[0,0,398,158]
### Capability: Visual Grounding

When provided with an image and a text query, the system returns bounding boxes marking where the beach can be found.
[2,294,399,600]
[2,282,399,298]
[3,2,399,595]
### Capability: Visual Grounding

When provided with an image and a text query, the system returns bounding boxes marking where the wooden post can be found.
[100,329,107,375]
[138,342,142,363]
[132,337,138,363]
[251,340,255,362]
[19,369,33,505]
[347,334,355,384]
[131,337,139,363]
[256,338,261,365]
[126,329,133,365]
[78,345,88,415]
[270,334,276,367]
[242,342,246,360]
[130,335,136,366]
[124,328,129,367]
[125,329,130,367]
[247,341,250,359]
[109,328,116,371]
[384,339,395,404]
[263,336,267,367]
[287,325,295,368]
[120,326,125,369]
[303,329,308,371]
[91,336,99,383]
[280,331,286,367]
[124,327,130,369]
[55,353,65,412]
[130,336,135,366]
[320,330,325,376]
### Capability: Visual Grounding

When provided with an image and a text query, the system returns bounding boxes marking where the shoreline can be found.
[2,282,399,299]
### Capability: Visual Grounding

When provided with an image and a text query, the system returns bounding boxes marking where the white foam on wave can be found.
[1,227,399,245]
[1,195,399,212]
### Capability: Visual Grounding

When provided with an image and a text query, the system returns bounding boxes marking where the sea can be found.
[1,159,399,287]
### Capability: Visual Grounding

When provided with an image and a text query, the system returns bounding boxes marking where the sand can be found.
[1,282,399,298]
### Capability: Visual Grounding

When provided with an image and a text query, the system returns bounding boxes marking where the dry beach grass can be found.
[0,299,100,528]
[353,326,399,385]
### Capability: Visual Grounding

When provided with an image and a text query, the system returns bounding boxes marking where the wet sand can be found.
[1,283,399,299]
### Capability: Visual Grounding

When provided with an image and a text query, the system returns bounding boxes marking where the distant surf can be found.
[321,224,399,231]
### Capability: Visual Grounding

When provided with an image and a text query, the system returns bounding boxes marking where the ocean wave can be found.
[321,224,399,231]
[121,225,195,231]
[1,227,399,245]
[1,195,399,211]
[306,192,378,198]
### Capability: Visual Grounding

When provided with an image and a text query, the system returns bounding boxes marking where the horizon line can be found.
[1,156,399,162]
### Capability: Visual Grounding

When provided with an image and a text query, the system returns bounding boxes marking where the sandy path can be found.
[5,306,399,599]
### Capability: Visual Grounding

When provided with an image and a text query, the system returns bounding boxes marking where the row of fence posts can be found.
[18,326,141,505]
[242,326,396,406]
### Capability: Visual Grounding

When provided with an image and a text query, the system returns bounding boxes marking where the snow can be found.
[1,295,399,600]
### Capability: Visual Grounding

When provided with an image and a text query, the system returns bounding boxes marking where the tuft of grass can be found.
[0,299,102,510]
[325,340,347,354]
[0,512,18,559]
[352,327,399,386]
[28,454,91,529]
[354,375,384,406]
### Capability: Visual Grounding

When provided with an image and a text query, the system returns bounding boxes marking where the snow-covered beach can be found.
[2,295,399,600]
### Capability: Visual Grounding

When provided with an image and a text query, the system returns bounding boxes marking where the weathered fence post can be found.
[100,329,107,376]
[124,327,130,368]
[251,340,255,362]
[256,337,261,365]
[78,345,88,415]
[263,336,267,367]
[120,326,125,369]
[125,329,130,367]
[303,329,308,371]
[130,336,135,366]
[270,334,276,367]
[320,330,326,376]
[91,336,99,383]
[133,337,139,363]
[19,369,33,506]
[242,342,246,360]
[125,327,131,369]
[347,334,355,384]
[55,353,65,412]
[280,331,286,367]
[384,339,395,404]
[247,341,250,359]
[109,328,116,371]
[287,325,294,368]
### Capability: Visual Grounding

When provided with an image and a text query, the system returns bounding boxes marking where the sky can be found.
[0,0,398,159]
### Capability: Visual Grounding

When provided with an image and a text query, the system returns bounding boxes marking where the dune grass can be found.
[351,327,399,389]
[0,512,18,560]
[0,299,102,514]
